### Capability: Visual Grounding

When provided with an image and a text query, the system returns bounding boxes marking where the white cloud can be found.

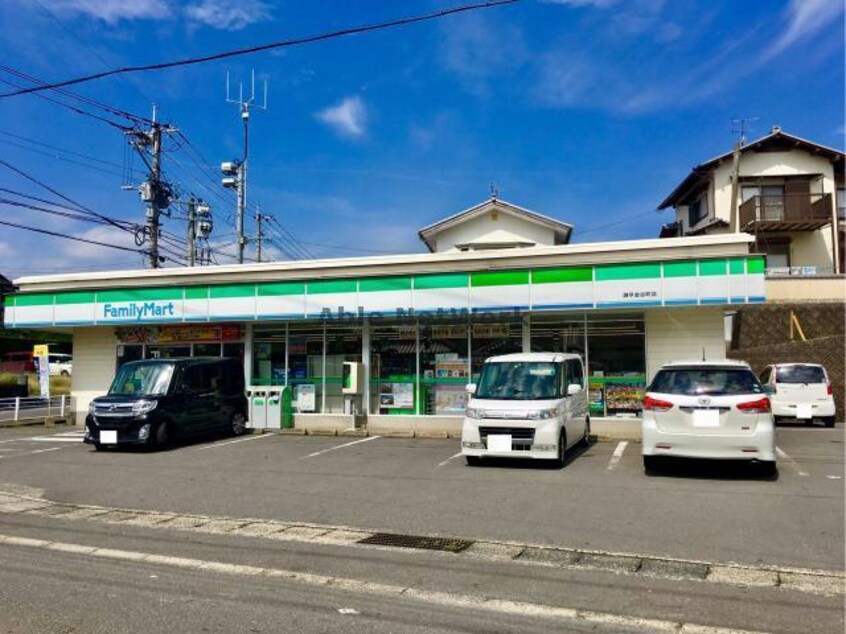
[184,0,272,31]
[767,0,844,59]
[33,0,171,24]
[316,96,367,138]
[60,225,144,262]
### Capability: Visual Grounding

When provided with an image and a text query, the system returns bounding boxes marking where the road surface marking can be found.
[0,447,65,460]
[776,447,808,476]
[191,433,276,451]
[825,475,842,480]
[25,436,83,443]
[606,441,628,471]
[437,452,463,467]
[302,436,380,459]
[0,532,774,634]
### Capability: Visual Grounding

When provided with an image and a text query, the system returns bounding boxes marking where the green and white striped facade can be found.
[6,256,764,328]
[7,233,765,429]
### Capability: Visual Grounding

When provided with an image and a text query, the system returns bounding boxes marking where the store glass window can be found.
[116,344,143,369]
[287,325,325,414]
[252,327,287,386]
[194,343,222,357]
[530,316,586,357]
[371,324,417,415]
[223,342,245,362]
[324,325,361,414]
[420,322,469,416]
[145,345,191,359]
[586,314,645,417]
[470,320,522,381]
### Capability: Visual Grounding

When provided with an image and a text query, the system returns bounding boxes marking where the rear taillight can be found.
[643,395,674,412]
[736,397,771,413]
[827,383,833,396]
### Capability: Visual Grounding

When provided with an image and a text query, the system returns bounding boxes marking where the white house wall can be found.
[788,230,835,269]
[71,327,118,425]
[434,212,556,252]
[644,307,726,382]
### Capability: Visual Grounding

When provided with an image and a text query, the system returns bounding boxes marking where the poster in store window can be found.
[434,384,467,415]
[295,384,316,412]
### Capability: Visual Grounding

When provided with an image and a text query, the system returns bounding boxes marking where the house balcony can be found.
[739,193,833,232]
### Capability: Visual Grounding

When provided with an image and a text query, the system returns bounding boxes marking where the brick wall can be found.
[728,303,844,420]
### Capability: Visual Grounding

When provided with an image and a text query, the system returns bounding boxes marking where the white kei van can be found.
[461,353,590,466]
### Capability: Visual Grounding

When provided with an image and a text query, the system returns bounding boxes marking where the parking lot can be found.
[0,422,842,572]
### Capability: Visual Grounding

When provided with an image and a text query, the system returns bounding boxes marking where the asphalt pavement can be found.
[0,423,843,633]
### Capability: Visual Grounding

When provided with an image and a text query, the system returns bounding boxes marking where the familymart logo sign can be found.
[102,301,177,322]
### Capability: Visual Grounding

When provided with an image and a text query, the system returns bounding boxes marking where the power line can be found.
[0,218,147,255]
[0,1,518,98]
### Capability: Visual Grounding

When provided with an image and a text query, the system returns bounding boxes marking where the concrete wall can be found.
[434,211,556,252]
[765,277,846,303]
[71,327,117,425]
[644,307,726,382]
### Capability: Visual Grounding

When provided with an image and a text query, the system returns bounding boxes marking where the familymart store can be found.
[5,234,764,434]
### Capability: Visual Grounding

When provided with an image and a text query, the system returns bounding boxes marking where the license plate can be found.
[487,434,512,452]
[796,404,813,419]
[100,430,118,444]
[692,409,720,427]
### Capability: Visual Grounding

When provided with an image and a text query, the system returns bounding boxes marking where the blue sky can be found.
[0,0,843,277]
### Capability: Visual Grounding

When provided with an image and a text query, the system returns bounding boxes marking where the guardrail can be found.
[0,396,73,424]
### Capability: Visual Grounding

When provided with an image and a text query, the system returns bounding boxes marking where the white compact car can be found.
[48,353,73,377]
[759,363,836,427]
[461,352,590,467]
[641,360,776,474]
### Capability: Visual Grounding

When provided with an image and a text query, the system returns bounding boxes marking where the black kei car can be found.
[84,357,248,451]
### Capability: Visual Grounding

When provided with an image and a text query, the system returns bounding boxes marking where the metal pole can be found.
[256,208,263,263]
[187,198,196,267]
[148,120,163,269]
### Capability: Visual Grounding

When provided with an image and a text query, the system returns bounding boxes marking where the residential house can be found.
[658,127,844,281]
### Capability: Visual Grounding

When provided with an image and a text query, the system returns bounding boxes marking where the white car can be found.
[642,360,776,475]
[461,352,590,467]
[48,353,73,377]
[759,363,836,428]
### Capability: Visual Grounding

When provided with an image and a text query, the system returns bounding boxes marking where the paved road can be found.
[0,424,842,633]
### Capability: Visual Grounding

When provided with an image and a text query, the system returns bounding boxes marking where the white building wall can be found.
[71,326,117,425]
[434,212,556,252]
[788,230,835,269]
[644,307,725,382]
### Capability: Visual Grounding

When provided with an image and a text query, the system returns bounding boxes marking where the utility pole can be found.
[222,70,267,264]
[187,197,197,267]
[256,207,264,263]
[128,106,176,269]
[729,118,758,233]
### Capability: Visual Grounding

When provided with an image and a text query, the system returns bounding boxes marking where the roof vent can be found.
[771,125,781,134]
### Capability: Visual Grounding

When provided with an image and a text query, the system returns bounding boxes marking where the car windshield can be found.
[776,365,826,384]
[475,361,560,400]
[108,362,175,396]
[650,368,762,396]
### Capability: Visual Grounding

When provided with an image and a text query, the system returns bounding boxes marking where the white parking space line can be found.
[0,446,66,460]
[191,433,276,452]
[25,437,83,443]
[825,475,842,480]
[606,441,628,471]
[776,447,809,477]
[301,436,380,459]
[437,452,463,467]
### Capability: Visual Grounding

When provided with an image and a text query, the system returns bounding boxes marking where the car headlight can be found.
[465,407,485,419]
[88,402,97,414]
[528,407,558,420]
[132,400,158,415]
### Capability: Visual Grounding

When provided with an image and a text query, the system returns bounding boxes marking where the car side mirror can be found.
[466,383,477,395]
[567,384,582,396]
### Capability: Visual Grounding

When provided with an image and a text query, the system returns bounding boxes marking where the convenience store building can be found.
[4,198,765,435]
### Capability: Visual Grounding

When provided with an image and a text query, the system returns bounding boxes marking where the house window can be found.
[837,188,845,220]
[687,198,706,228]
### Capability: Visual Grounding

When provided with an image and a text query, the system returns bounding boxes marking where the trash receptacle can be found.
[248,388,269,429]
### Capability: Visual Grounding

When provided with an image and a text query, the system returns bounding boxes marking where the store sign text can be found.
[103,301,176,321]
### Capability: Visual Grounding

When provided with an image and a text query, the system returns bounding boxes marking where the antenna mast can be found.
[728,118,758,233]
[221,70,268,264]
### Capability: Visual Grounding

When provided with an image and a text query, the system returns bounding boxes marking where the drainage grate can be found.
[358,532,474,553]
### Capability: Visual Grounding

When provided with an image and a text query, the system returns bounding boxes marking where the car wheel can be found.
[824,417,836,428]
[580,417,591,447]
[230,411,247,436]
[643,456,660,473]
[556,431,567,468]
[153,421,170,450]
[60,370,70,377]
[465,455,481,467]
[804,418,813,426]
